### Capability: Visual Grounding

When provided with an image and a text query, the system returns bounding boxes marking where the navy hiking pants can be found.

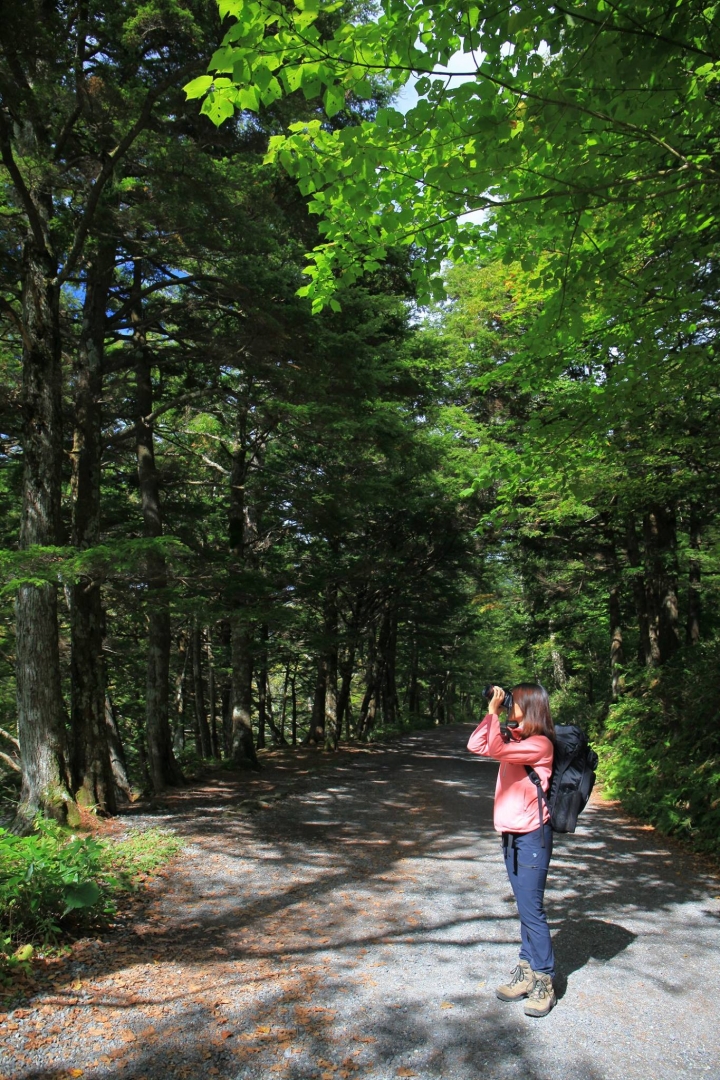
[502,823,555,978]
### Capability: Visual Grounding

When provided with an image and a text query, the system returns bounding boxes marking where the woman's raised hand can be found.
[488,685,506,715]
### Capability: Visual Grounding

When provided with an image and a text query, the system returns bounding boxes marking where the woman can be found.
[467,683,557,1017]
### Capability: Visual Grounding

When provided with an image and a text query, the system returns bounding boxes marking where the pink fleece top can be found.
[467,713,554,834]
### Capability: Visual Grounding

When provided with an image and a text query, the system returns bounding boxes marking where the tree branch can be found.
[0,727,20,750]
[104,387,216,447]
[58,61,201,285]
[552,2,715,61]
[0,109,52,257]
[0,296,32,349]
[0,750,21,773]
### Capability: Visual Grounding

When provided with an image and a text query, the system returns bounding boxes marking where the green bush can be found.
[597,647,720,858]
[0,821,182,973]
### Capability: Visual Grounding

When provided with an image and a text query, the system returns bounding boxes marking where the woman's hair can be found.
[512,683,555,742]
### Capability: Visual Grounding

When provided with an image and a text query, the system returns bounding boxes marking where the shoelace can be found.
[509,965,529,987]
[529,977,551,1000]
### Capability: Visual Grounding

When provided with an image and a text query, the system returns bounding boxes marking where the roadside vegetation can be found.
[0,823,181,982]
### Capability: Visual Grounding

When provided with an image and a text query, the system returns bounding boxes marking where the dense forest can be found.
[1,0,719,860]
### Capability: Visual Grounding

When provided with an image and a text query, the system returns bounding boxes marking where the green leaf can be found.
[62,881,101,914]
[238,85,261,111]
[324,84,345,118]
[201,93,236,125]
[184,75,214,100]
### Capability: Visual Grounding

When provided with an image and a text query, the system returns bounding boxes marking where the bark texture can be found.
[14,218,71,828]
[228,430,259,768]
[643,504,680,666]
[69,246,117,813]
[104,695,133,804]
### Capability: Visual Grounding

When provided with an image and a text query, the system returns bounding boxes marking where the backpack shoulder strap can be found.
[525,766,549,845]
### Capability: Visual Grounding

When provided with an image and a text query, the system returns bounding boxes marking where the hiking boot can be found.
[496,960,534,1001]
[524,972,556,1017]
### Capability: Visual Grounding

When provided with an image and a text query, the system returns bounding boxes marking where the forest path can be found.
[2,724,720,1080]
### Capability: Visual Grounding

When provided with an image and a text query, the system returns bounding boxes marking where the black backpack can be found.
[525,725,598,838]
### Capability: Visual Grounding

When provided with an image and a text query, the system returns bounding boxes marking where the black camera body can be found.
[482,684,518,742]
[499,719,520,742]
[482,684,513,712]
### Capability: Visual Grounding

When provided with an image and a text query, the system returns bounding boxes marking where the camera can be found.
[482,684,513,712]
[482,684,518,742]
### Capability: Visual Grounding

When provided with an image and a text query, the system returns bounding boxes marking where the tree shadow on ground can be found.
[4,724,719,1080]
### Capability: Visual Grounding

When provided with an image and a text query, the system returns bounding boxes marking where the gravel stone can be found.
[1,724,719,1080]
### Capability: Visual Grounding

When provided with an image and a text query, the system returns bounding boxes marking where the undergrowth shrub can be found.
[0,821,182,975]
[364,711,441,743]
[597,645,720,858]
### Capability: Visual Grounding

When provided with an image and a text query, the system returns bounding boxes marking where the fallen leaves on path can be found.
[0,731,505,1080]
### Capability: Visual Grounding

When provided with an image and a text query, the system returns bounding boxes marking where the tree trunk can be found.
[435,675,446,724]
[218,620,233,755]
[222,680,233,756]
[364,686,379,736]
[323,586,339,750]
[686,509,701,646]
[428,683,438,724]
[643,504,680,666]
[191,619,212,758]
[376,604,399,727]
[336,643,356,741]
[256,624,268,750]
[263,668,286,746]
[309,656,327,745]
[69,245,116,813]
[279,662,291,744]
[625,517,652,666]
[104,694,134,804]
[15,587,72,829]
[230,621,258,768]
[228,411,259,768]
[444,676,455,723]
[133,258,182,791]
[173,628,189,755]
[69,582,115,812]
[325,645,339,751]
[291,672,298,747]
[345,695,354,740]
[207,630,220,759]
[14,226,72,830]
[357,631,378,738]
[408,627,420,720]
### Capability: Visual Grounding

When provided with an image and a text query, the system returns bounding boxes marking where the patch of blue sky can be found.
[392,49,488,227]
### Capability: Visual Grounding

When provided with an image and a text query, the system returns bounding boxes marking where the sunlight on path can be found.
[1,726,719,1080]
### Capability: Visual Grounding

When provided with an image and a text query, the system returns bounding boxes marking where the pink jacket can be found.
[467,713,554,834]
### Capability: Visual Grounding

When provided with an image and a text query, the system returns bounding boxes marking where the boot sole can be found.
[524,998,556,1017]
[496,989,530,1001]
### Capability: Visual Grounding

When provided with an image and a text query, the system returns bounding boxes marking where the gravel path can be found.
[2,724,719,1080]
